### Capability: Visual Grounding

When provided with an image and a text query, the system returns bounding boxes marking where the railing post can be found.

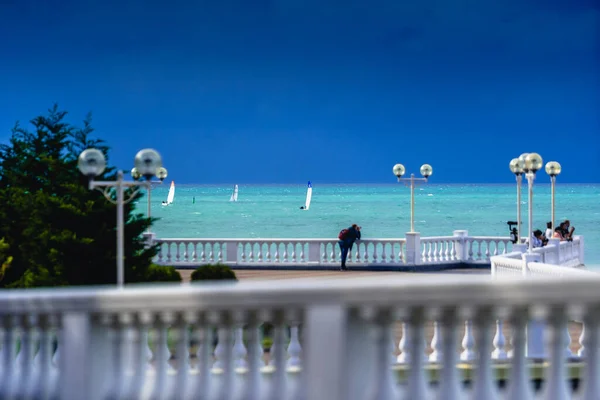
[547,238,560,265]
[59,312,108,400]
[578,236,585,266]
[226,241,238,265]
[452,230,468,262]
[142,232,155,248]
[304,305,370,400]
[308,241,321,265]
[405,232,421,265]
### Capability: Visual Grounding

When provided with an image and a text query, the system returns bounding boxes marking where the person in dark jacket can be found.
[339,224,361,271]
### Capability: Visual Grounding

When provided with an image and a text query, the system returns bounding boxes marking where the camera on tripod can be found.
[507,221,519,244]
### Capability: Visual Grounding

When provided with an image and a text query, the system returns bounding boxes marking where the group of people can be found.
[532,220,575,248]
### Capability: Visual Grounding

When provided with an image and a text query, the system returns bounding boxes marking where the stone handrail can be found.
[0,275,598,399]
[151,230,524,268]
[492,235,586,277]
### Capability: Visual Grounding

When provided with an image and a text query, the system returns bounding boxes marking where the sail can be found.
[230,185,238,202]
[166,181,175,204]
[304,181,312,210]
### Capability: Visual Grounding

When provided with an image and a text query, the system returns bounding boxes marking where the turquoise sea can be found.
[141,184,600,267]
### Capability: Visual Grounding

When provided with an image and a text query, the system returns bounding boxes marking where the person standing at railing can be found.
[532,230,546,248]
[338,224,361,271]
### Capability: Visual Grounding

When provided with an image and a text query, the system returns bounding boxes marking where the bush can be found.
[190,264,237,281]
[143,264,182,283]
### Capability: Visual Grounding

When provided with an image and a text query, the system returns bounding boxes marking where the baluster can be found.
[15,315,36,399]
[468,241,474,261]
[233,326,248,368]
[429,321,443,363]
[240,243,247,263]
[298,243,305,263]
[0,315,17,398]
[407,308,428,399]
[268,311,287,400]
[191,242,198,262]
[200,243,206,263]
[287,325,302,367]
[242,312,263,400]
[471,308,497,400]
[330,244,336,263]
[397,322,410,363]
[439,308,462,400]
[217,242,223,263]
[265,242,272,263]
[451,241,457,261]
[175,312,192,400]
[215,316,235,400]
[288,243,295,263]
[107,313,133,399]
[460,320,476,361]
[166,243,173,262]
[355,243,361,263]
[443,240,450,261]
[193,320,213,400]
[208,243,215,263]
[441,241,447,261]
[398,245,404,264]
[485,242,491,260]
[581,312,600,400]
[506,307,533,400]
[184,242,191,262]
[492,320,507,360]
[542,306,570,400]
[387,242,394,264]
[151,312,175,400]
[371,308,397,399]
[493,241,499,256]
[372,243,379,264]
[128,313,152,400]
[274,242,281,263]
[29,314,54,399]
[362,245,368,262]
[256,242,263,262]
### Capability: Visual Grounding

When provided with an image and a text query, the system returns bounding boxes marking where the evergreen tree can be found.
[0,105,157,288]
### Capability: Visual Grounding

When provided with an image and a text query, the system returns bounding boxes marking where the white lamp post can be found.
[132,167,167,232]
[392,163,433,233]
[545,161,562,232]
[509,158,524,243]
[78,148,168,287]
[521,152,543,253]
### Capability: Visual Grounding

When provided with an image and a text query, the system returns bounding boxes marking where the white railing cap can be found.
[1,274,600,314]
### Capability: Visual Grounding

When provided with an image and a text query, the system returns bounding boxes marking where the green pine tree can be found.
[0,105,157,288]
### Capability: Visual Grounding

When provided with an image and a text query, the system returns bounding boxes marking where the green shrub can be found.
[190,263,237,281]
[143,264,182,283]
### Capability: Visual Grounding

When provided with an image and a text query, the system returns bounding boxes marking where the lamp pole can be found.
[509,158,524,242]
[545,161,562,231]
[519,153,543,253]
[79,149,168,288]
[393,163,433,233]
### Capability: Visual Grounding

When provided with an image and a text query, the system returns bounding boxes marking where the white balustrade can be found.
[151,232,585,270]
[2,274,599,399]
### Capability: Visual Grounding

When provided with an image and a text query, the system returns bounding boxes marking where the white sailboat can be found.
[162,181,175,206]
[302,181,312,210]
[229,184,239,202]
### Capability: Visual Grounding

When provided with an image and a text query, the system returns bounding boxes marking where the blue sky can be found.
[1,0,598,184]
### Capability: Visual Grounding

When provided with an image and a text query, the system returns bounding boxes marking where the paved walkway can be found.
[177,268,489,283]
